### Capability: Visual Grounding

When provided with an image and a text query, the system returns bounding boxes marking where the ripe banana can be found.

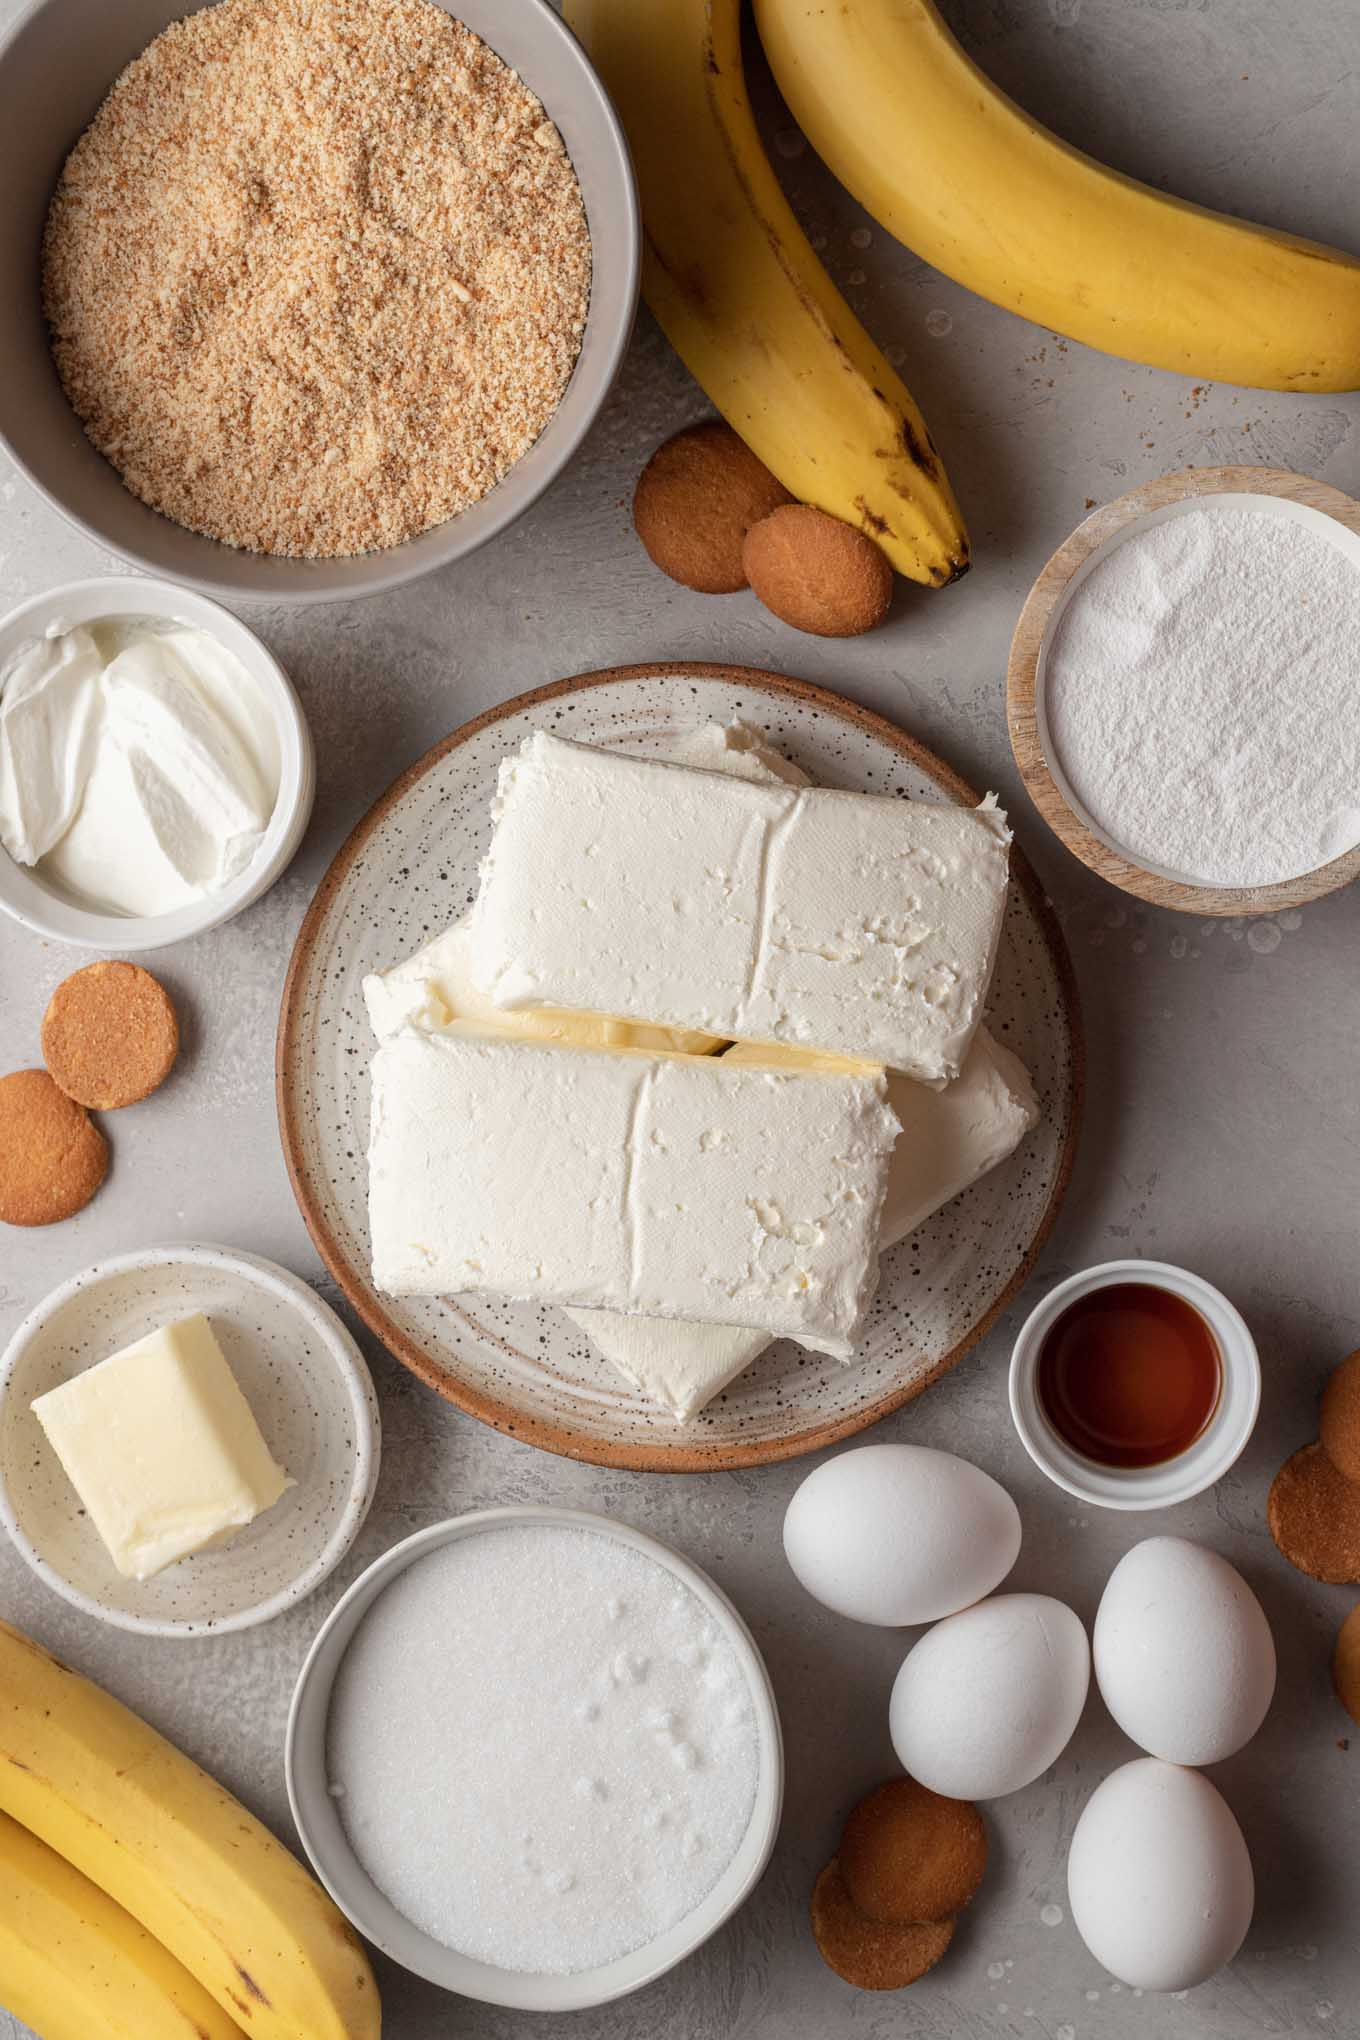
[0,1809,242,2040]
[755,0,1360,392]
[563,0,968,586]
[0,1621,379,2040]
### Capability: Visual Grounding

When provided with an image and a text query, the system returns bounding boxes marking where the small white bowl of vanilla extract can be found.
[1009,1260,1260,1510]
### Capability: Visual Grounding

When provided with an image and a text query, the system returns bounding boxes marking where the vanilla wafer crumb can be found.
[42,0,591,559]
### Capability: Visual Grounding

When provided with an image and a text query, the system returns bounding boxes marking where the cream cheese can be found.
[369,723,1034,1415]
[567,1310,772,1424]
[726,1028,1039,1247]
[569,1029,1038,1419]
[0,619,279,917]
[664,718,811,786]
[470,730,1011,1081]
[362,721,812,1053]
[368,1027,899,1360]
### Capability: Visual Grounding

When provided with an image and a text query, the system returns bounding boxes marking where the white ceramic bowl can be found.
[0,1244,380,1635]
[0,0,638,605]
[286,1506,784,2011]
[1009,1259,1260,1511]
[0,576,314,950]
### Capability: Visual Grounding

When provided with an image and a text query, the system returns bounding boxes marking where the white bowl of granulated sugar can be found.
[286,1507,784,2010]
[0,0,638,605]
[1008,465,1360,916]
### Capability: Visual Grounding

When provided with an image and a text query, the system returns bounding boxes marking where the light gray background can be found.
[2,2,1358,2035]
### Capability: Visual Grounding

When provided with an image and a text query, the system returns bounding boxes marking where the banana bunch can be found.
[0,1620,380,2040]
[563,0,968,588]
[0,1811,241,2040]
[754,0,1360,392]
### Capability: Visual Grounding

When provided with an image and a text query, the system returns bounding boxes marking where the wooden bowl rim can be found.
[1006,465,1360,918]
[276,660,1083,1473]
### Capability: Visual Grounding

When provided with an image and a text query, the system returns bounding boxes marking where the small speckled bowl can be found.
[0,1244,380,1635]
[286,1507,784,2012]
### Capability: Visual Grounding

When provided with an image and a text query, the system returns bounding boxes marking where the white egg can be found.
[1094,1536,1275,1765]
[782,1443,1020,1626]
[1068,1758,1254,1991]
[888,1592,1089,1798]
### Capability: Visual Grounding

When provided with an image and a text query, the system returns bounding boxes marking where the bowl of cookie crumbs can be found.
[0,0,638,603]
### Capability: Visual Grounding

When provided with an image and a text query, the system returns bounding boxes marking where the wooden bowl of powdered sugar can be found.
[1008,466,1360,916]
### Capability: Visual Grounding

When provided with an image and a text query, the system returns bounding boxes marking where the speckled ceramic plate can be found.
[0,1244,381,1635]
[278,665,1081,1471]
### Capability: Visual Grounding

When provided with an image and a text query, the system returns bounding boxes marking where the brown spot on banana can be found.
[234,1964,270,2004]
[897,415,943,481]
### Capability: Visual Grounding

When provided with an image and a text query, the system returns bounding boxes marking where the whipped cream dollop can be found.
[0,619,280,917]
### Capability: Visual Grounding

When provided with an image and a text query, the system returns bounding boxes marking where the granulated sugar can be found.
[1044,504,1360,887]
[43,0,591,559]
[326,1523,761,1974]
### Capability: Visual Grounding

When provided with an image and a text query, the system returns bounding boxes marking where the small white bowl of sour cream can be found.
[0,577,313,951]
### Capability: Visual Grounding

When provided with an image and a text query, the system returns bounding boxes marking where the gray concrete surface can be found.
[2,2,1358,2035]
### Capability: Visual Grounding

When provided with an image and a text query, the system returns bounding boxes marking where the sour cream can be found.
[0,619,279,918]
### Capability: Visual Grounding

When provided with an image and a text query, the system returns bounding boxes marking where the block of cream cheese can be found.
[368,1028,899,1360]
[363,721,807,1056]
[469,730,1011,1080]
[30,1313,293,1581]
[568,1028,1039,1419]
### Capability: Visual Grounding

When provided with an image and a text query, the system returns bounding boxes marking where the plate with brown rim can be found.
[277,664,1081,1472]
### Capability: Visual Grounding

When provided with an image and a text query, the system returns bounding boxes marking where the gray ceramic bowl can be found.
[0,0,638,604]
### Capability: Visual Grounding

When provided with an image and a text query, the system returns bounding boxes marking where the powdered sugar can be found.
[1044,504,1360,887]
[326,1522,760,1975]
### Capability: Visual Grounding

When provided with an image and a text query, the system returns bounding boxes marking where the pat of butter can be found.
[30,1314,293,1581]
